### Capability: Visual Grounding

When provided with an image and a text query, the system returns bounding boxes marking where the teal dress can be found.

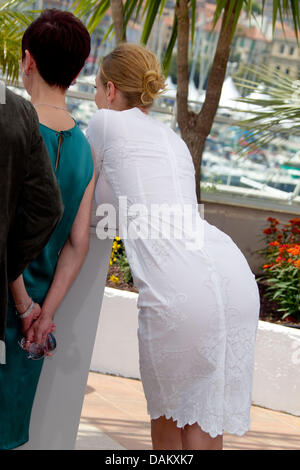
[0,122,94,450]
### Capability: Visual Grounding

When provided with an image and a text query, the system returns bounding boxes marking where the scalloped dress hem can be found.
[149,412,250,439]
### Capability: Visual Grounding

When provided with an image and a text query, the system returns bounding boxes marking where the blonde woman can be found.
[87,43,260,451]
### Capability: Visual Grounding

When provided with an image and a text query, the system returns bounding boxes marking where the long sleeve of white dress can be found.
[86,110,118,231]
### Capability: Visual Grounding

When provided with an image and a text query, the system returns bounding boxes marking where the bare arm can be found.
[9,103,63,335]
[9,275,42,335]
[26,170,95,344]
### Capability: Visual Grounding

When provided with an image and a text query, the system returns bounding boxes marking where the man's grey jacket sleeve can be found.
[7,103,64,283]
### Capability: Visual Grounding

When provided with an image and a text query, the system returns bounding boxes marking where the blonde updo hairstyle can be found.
[100,43,166,108]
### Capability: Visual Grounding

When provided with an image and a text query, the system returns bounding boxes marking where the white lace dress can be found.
[86,107,260,438]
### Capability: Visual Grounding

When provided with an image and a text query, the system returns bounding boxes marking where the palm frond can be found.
[190,0,196,46]
[233,64,300,153]
[123,0,142,36]
[140,0,162,45]
[72,0,110,33]
[162,13,177,76]
[0,0,38,82]
[213,0,300,40]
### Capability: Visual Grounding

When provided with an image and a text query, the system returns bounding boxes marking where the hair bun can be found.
[100,43,166,109]
[142,69,166,106]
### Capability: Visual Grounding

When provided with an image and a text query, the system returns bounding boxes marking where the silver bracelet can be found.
[16,299,35,319]
[15,300,31,308]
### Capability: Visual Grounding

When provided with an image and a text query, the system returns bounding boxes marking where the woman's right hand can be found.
[25,313,56,346]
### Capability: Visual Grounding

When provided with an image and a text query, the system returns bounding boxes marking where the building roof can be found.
[235,24,270,42]
[197,4,269,43]
[273,20,299,41]
[202,19,268,43]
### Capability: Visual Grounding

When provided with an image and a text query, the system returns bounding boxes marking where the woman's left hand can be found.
[20,302,42,336]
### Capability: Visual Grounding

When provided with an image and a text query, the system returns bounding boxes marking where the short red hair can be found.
[22,9,91,89]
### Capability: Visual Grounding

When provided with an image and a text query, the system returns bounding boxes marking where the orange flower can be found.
[279,244,288,253]
[269,241,280,247]
[264,227,277,235]
[267,217,279,224]
[289,218,300,226]
[287,245,300,256]
[275,256,288,263]
[263,217,300,273]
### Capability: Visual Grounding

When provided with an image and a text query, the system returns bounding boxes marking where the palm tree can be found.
[71,0,300,202]
[0,0,36,82]
[110,0,125,43]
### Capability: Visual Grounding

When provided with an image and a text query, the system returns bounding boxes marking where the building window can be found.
[290,46,295,56]
[285,68,290,75]
[276,65,281,71]
[280,44,285,54]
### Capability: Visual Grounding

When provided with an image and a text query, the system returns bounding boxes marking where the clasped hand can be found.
[21,303,56,350]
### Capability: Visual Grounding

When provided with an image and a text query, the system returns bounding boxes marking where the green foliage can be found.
[71,0,300,80]
[110,237,133,285]
[73,0,110,34]
[213,0,299,42]
[2,0,300,83]
[201,181,219,193]
[263,265,300,320]
[0,0,37,82]
[244,1,262,16]
[258,217,300,322]
[117,251,133,284]
[234,64,300,153]
[72,0,179,73]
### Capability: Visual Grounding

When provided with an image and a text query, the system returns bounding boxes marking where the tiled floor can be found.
[77,372,300,450]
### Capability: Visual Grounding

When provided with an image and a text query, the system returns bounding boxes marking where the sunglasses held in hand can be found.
[19,333,57,360]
